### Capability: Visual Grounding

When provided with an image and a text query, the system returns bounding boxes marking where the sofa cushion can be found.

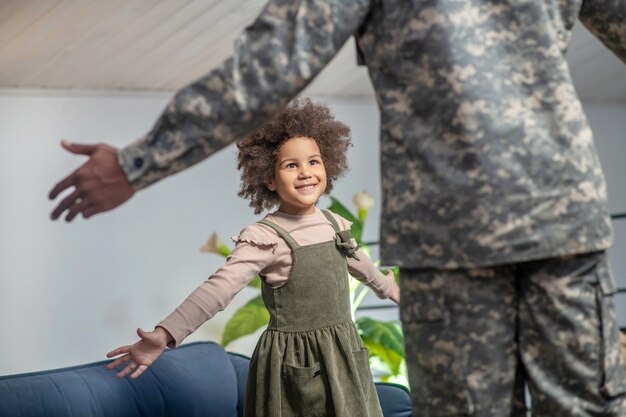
[0,341,239,417]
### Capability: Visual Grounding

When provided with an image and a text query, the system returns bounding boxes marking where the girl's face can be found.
[267,136,327,215]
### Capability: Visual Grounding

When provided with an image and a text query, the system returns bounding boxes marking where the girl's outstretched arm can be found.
[106,327,172,379]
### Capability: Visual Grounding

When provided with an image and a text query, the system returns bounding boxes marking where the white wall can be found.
[0,91,624,376]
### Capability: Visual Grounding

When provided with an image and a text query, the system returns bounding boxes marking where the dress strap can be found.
[257,219,300,251]
[321,209,361,260]
[321,209,341,232]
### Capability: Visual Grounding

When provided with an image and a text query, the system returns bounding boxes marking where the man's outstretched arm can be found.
[49,0,372,221]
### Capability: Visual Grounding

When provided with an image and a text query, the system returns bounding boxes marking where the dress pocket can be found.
[281,362,331,416]
[352,347,374,400]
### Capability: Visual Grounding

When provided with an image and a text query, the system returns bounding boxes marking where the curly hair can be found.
[237,98,352,214]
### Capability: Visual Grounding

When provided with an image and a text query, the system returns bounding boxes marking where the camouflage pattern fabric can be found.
[621,331,626,373]
[400,252,626,416]
[116,0,625,270]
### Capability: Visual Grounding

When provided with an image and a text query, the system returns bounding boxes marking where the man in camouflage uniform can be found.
[49,0,626,415]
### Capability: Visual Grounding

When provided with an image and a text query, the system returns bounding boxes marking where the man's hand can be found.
[49,140,135,221]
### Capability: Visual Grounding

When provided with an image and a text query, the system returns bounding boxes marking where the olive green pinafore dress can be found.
[243,210,384,417]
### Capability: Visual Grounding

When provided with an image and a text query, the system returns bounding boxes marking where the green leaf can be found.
[221,295,269,347]
[327,196,363,243]
[247,275,262,289]
[217,242,231,258]
[356,317,405,376]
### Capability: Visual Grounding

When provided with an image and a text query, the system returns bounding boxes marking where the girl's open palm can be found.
[106,328,168,379]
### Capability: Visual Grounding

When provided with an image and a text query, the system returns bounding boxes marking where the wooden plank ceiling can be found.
[0,0,624,102]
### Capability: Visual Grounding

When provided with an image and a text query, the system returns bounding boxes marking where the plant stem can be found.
[353,285,370,313]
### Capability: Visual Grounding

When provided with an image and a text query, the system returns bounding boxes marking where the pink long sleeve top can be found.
[158,208,394,347]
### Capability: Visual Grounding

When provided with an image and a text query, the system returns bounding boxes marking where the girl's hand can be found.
[386,270,401,305]
[106,327,171,379]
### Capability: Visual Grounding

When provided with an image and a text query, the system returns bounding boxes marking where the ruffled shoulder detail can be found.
[231,224,279,252]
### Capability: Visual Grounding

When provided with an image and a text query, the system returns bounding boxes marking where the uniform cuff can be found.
[117,134,154,190]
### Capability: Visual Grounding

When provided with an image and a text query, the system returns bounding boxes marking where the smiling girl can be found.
[106,98,400,417]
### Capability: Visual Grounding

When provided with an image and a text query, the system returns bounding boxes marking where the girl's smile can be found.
[295,183,319,193]
[266,136,327,215]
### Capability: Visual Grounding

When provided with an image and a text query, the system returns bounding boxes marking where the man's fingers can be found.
[50,189,82,220]
[65,199,92,222]
[49,141,98,200]
[61,140,98,156]
[48,172,78,200]
[82,206,100,219]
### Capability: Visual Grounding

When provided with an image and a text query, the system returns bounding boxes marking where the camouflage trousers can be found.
[400,251,626,416]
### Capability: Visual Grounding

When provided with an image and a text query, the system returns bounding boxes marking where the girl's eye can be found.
[286,163,297,169]
[310,160,320,165]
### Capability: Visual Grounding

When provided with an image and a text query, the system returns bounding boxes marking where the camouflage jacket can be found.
[118,0,625,268]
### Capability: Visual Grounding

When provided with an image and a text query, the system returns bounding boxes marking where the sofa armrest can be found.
[0,342,240,417]
[375,382,412,417]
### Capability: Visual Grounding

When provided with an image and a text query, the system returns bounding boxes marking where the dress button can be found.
[133,157,144,168]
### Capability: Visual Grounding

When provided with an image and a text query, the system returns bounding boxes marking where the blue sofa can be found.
[0,341,412,417]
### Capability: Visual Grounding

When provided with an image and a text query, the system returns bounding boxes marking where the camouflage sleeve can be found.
[579,0,626,64]
[118,0,372,190]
